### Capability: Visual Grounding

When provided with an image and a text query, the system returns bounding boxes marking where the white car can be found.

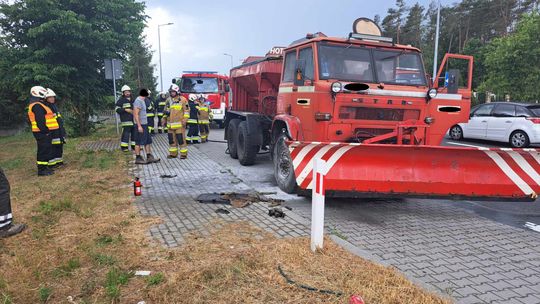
[449,102,540,148]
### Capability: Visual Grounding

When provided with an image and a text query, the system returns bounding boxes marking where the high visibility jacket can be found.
[28,101,59,133]
[197,104,210,124]
[164,96,189,129]
[115,96,134,127]
[187,100,199,124]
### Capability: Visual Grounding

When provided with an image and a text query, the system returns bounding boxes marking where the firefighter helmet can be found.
[31,86,47,98]
[121,85,131,92]
[45,88,56,98]
[188,94,197,101]
[169,84,180,93]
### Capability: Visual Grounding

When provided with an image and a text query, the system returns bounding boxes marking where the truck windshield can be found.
[318,44,426,86]
[180,77,219,93]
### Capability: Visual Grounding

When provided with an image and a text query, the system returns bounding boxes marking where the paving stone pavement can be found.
[84,130,540,304]
[199,130,540,304]
[83,133,310,248]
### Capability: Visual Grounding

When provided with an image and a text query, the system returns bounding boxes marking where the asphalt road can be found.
[207,128,540,235]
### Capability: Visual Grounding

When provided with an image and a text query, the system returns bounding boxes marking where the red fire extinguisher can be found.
[134,177,142,196]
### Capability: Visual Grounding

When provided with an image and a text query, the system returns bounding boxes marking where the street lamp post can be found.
[223,53,233,69]
[158,22,174,92]
[432,0,441,84]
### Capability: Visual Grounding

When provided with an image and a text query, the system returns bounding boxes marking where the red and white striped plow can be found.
[287,141,540,201]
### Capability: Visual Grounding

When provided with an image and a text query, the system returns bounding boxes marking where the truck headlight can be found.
[331,82,342,93]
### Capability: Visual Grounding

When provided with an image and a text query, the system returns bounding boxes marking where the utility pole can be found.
[158,23,174,92]
[223,53,234,69]
[432,0,441,84]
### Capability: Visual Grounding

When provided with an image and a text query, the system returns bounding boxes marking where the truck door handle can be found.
[481,120,487,123]
[505,121,512,123]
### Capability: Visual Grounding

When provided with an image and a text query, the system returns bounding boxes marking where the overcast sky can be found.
[143,0,453,92]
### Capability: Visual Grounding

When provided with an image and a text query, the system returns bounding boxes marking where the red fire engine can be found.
[224,18,540,201]
[174,71,231,127]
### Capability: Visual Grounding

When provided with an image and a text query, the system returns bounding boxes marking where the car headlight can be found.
[331,82,342,93]
[428,88,437,99]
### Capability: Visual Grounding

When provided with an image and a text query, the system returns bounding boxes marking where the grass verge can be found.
[0,124,449,303]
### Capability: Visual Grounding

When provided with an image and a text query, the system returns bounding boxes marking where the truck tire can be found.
[237,121,259,166]
[227,119,241,159]
[274,134,297,194]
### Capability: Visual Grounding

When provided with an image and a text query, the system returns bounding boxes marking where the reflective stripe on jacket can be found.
[28,102,59,132]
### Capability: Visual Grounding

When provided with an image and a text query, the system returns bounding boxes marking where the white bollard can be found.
[311,158,327,252]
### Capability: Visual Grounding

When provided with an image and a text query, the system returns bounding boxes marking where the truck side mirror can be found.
[225,83,230,93]
[294,59,306,86]
[446,69,460,94]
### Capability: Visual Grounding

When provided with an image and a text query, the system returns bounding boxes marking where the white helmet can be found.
[31,86,47,98]
[45,88,56,98]
[121,85,131,92]
[169,84,180,93]
[188,94,197,101]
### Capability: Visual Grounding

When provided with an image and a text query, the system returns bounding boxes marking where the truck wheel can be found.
[274,134,297,194]
[227,119,241,159]
[237,121,258,166]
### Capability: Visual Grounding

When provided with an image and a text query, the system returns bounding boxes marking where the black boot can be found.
[0,223,26,238]
[37,165,54,176]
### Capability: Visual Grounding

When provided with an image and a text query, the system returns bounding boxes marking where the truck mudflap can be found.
[287,141,540,201]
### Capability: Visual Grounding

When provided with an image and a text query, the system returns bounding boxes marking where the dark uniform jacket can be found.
[115,96,134,126]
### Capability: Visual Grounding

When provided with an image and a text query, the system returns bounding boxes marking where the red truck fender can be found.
[272,114,303,141]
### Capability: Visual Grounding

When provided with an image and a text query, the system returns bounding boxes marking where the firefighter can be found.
[186,94,200,144]
[156,92,168,133]
[163,84,189,159]
[146,90,156,134]
[115,85,136,152]
[27,86,59,176]
[45,89,66,168]
[197,96,211,143]
[0,168,26,238]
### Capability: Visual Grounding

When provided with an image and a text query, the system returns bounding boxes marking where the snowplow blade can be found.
[288,142,540,201]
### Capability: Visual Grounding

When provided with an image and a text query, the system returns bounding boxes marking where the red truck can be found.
[224,18,540,201]
[174,71,231,128]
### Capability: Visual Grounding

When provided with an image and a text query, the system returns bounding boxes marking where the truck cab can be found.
[176,71,231,128]
[273,32,473,146]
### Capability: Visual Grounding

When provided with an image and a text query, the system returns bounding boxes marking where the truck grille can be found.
[339,106,420,121]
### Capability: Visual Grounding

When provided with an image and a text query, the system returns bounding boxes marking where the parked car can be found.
[449,102,540,148]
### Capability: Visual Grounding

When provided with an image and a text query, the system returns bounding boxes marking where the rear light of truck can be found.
[315,113,332,121]
[527,118,540,124]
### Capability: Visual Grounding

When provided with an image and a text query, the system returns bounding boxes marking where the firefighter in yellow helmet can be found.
[163,84,190,159]
[45,88,66,168]
[197,96,211,143]
[27,86,59,176]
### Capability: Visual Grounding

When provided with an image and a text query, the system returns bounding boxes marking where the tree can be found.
[0,0,147,136]
[123,40,157,94]
[480,13,540,101]
[381,0,408,43]
[401,3,424,47]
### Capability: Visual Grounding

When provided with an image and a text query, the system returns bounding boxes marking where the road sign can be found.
[104,59,123,80]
